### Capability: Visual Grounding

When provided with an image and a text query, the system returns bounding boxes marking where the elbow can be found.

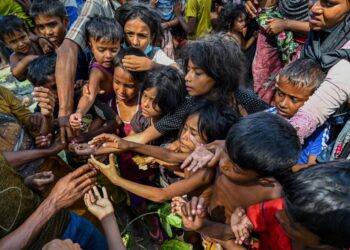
[150,191,169,203]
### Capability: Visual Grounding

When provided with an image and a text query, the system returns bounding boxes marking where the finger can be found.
[185,202,193,221]
[109,153,115,166]
[66,126,74,142]
[187,159,198,172]
[208,150,221,168]
[33,87,50,93]
[88,189,96,203]
[181,204,189,218]
[92,186,102,200]
[102,142,119,148]
[197,197,205,211]
[70,164,94,179]
[60,127,66,144]
[102,186,108,199]
[74,169,97,187]
[180,155,193,169]
[84,193,92,207]
[190,196,198,215]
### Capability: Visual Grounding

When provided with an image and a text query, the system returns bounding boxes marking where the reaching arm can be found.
[284,20,309,33]
[123,125,163,144]
[10,54,39,81]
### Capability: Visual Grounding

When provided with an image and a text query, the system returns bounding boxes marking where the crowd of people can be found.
[0,0,350,249]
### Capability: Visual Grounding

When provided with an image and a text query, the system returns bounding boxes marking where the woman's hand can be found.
[89,154,120,184]
[122,55,154,71]
[84,186,114,221]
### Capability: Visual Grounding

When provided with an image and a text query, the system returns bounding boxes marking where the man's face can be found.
[34,15,68,47]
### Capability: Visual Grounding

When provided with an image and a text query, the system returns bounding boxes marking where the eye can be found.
[98,48,105,52]
[48,22,57,28]
[276,89,284,97]
[291,97,299,104]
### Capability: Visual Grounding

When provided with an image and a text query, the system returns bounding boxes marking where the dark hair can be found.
[219,3,247,31]
[113,47,147,83]
[226,112,301,178]
[0,15,27,42]
[27,52,56,86]
[86,16,123,44]
[278,58,325,92]
[185,100,240,143]
[30,0,67,20]
[183,34,246,106]
[142,66,186,115]
[116,2,163,46]
[283,161,350,248]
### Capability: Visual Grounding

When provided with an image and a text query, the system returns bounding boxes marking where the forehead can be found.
[143,87,157,97]
[3,29,27,41]
[124,17,150,33]
[114,67,135,83]
[185,114,199,129]
[276,76,313,98]
[89,38,120,47]
[35,15,62,24]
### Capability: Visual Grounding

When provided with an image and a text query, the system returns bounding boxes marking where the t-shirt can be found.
[266,107,329,164]
[185,0,212,40]
[246,198,291,250]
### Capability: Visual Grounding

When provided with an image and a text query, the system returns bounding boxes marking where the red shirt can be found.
[246,198,291,250]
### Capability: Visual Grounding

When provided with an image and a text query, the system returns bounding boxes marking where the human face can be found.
[185,59,216,97]
[219,149,259,183]
[309,0,350,31]
[179,114,205,153]
[3,30,31,54]
[124,17,152,52]
[89,38,120,68]
[35,15,67,47]
[274,76,313,119]
[113,67,138,103]
[141,87,161,119]
[232,14,247,33]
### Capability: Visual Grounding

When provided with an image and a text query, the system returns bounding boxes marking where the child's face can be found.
[309,0,350,31]
[113,66,138,104]
[124,17,152,52]
[89,38,120,68]
[232,14,247,33]
[179,114,205,153]
[35,15,68,47]
[185,59,216,97]
[3,30,31,54]
[141,87,161,119]
[219,149,259,183]
[274,76,313,119]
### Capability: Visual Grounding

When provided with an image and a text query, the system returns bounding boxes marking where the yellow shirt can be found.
[186,0,212,40]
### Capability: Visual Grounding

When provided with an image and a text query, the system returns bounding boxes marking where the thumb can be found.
[109,153,115,166]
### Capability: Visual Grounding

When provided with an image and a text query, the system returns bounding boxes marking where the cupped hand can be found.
[24,171,55,193]
[230,207,253,245]
[84,186,114,221]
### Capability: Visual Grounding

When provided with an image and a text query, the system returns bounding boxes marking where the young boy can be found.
[29,0,89,83]
[230,161,350,250]
[0,15,42,81]
[266,58,329,164]
[172,112,301,249]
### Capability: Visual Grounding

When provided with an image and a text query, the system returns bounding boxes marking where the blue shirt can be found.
[266,107,329,164]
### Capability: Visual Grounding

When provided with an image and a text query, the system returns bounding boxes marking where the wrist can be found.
[101,212,116,223]
[42,195,60,215]
[283,19,290,30]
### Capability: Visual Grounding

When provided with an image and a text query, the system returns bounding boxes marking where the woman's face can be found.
[309,0,350,31]
[141,87,161,119]
[184,59,216,97]
[124,17,152,52]
[179,114,205,153]
[113,67,138,103]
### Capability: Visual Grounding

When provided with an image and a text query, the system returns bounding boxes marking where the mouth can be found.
[309,14,322,27]
[276,108,290,118]
[117,94,127,101]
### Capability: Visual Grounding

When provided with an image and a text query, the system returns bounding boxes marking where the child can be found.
[70,17,122,131]
[0,15,42,81]
[29,0,89,83]
[219,3,257,50]
[172,112,300,249]
[266,58,328,164]
[230,161,350,249]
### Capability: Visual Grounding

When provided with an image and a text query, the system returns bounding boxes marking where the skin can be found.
[309,0,350,31]
[174,0,196,36]
[34,15,68,48]
[124,17,152,52]
[185,59,216,97]
[140,87,161,120]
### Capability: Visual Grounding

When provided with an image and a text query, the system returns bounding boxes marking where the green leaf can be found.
[157,203,182,237]
[160,239,192,250]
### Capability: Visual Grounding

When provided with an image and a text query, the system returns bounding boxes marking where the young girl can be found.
[219,3,257,50]
[115,2,178,71]
[69,17,122,130]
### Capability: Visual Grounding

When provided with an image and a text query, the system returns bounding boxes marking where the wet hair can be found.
[226,112,301,178]
[30,0,67,20]
[184,100,240,143]
[113,47,147,83]
[27,52,56,86]
[86,16,123,44]
[142,66,186,115]
[116,2,164,46]
[219,3,247,31]
[0,15,27,43]
[283,161,350,248]
[183,34,246,106]
[278,58,325,92]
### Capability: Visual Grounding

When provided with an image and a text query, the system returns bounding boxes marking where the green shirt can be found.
[185,0,212,40]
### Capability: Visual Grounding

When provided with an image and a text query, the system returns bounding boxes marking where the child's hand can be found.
[180,196,206,231]
[173,0,183,17]
[122,55,153,71]
[171,196,187,215]
[88,154,120,183]
[265,18,286,35]
[84,186,114,221]
[37,37,55,54]
[244,0,259,18]
[24,171,55,193]
[88,133,130,152]
[35,133,52,148]
[70,112,83,130]
[230,207,253,245]
[32,87,56,117]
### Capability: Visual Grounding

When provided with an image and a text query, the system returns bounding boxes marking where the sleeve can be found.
[307,125,329,157]
[186,0,199,18]
[65,0,104,49]
[235,89,270,114]
[153,49,176,66]
[154,97,194,134]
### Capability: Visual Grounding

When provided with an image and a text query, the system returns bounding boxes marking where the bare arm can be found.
[101,214,125,250]
[284,19,309,33]
[177,16,196,35]
[123,125,162,144]
[10,54,38,81]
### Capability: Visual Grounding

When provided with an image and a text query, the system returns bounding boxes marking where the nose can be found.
[44,27,54,37]
[143,98,150,108]
[185,71,191,82]
[105,50,113,59]
[310,1,321,14]
[279,97,289,108]
[131,36,139,47]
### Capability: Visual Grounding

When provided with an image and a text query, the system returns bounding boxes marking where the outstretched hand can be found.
[84,186,114,221]
[230,207,253,245]
[89,154,120,184]
[24,171,55,193]
[178,196,206,231]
